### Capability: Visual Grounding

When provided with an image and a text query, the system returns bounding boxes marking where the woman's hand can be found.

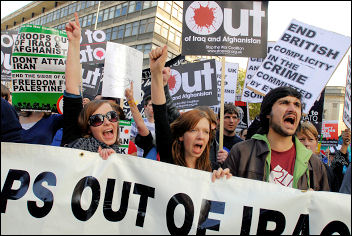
[124,81,134,102]
[65,12,81,44]
[211,168,232,182]
[149,45,168,74]
[98,146,116,160]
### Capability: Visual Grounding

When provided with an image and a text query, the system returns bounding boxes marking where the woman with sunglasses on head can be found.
[61,13,119,159]
[149,45,232,182]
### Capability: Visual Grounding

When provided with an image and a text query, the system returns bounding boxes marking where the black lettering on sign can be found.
[27,172,56,218]
[292,214,309,235]
[71,176,100,221]
[196,199,225,235]
[320,221,350,235]
[240,206,253,235]
[133,183,155,227]
[1,169,30,213]
[257,208,286,234]
[166,193,194,235]
[103,179,132,222]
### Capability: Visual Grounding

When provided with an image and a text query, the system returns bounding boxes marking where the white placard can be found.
[343,56,351,129]
[210,61,238,114]
[1,142,351,235]
[241,42,275,103]
[102,42,143,101]
[247,19,351,114]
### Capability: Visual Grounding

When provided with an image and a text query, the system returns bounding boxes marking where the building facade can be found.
[1,1,184,68]
[324,86,348,135]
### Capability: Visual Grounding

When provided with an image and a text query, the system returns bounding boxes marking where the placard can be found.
[11,24,67,113]
[247,19,351,114]
[182,1,268,57]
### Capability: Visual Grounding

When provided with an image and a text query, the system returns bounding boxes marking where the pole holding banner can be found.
[94,1,101,30]
[219,57,226,150]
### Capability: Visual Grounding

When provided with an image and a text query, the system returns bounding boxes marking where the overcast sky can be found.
[1,1,351,86]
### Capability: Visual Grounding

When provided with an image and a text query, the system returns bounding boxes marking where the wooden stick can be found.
[219,57,226,150]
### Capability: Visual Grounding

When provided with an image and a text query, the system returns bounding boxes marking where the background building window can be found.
[136,1,142,11]
[121,3,128,15]
[132,21,140,36]
[115,5,121,17]
[125,23,132,37]
[106,28,112,41]
[118,25,125,39]
[109,7,115,19]
[111,26,118,40]
[139,19,147,34]
[129,1,135,13]
[103,8,109,21]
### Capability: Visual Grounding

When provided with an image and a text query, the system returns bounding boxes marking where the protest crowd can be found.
[1,2,351,234]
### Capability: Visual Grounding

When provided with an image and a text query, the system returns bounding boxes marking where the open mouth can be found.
[103,129,114,139]
[283,115,296,126]
[193,144,204,154]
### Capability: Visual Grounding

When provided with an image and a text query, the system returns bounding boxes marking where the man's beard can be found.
[269,116,296,137]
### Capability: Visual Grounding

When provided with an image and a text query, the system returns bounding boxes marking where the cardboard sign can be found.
[80,29,106,64]
[116,120,132,154]
[241,42,275,103]
[210,61,238,114]
[1,142,351,235]
[235,99,249,133]
[343,56,351,129]
[102,42,143,101]
[182,1,268,58]
[11,24,67,113]
[321,120,339,147]
[81,63,104,100]
[302,89,325,136]
[247,19,351,114]
[169,59,218,109]
[1,30,18,83]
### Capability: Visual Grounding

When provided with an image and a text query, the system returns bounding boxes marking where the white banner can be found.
[343,56,351,129]
[247,19,351,114]
[1,142,351,235]
[241,42,275,103]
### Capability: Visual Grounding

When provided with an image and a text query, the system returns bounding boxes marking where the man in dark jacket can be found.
[223,87,329,191]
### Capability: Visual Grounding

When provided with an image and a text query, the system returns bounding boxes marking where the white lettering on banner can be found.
[169,62,215,95]
[1,142,351,235]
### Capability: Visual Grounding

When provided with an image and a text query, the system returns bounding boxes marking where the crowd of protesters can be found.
[1,12,351,194]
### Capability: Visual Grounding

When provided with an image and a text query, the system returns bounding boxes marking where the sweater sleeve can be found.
[61,94,83,146]
[153,103,173,164]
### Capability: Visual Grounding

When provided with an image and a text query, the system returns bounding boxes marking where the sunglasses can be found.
[88,111,119,127]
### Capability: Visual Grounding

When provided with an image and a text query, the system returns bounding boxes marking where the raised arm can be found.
[125,81,150,137]
[65,12,81,95]
[61,13,82,146]
[150,46,173,164]
[150,45,168,105]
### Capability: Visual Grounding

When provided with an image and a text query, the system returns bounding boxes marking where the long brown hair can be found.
[78,100,120,144]
[170,109,212,172]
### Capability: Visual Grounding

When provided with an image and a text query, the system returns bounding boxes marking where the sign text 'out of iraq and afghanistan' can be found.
[182,1,268,58]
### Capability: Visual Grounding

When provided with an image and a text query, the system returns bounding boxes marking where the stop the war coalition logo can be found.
[182,1,268,58]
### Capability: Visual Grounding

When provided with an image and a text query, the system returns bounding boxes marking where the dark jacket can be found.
[223,134,330,191]
[1,98,23,143]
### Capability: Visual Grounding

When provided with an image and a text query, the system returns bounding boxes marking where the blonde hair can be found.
[296,121,318,141]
